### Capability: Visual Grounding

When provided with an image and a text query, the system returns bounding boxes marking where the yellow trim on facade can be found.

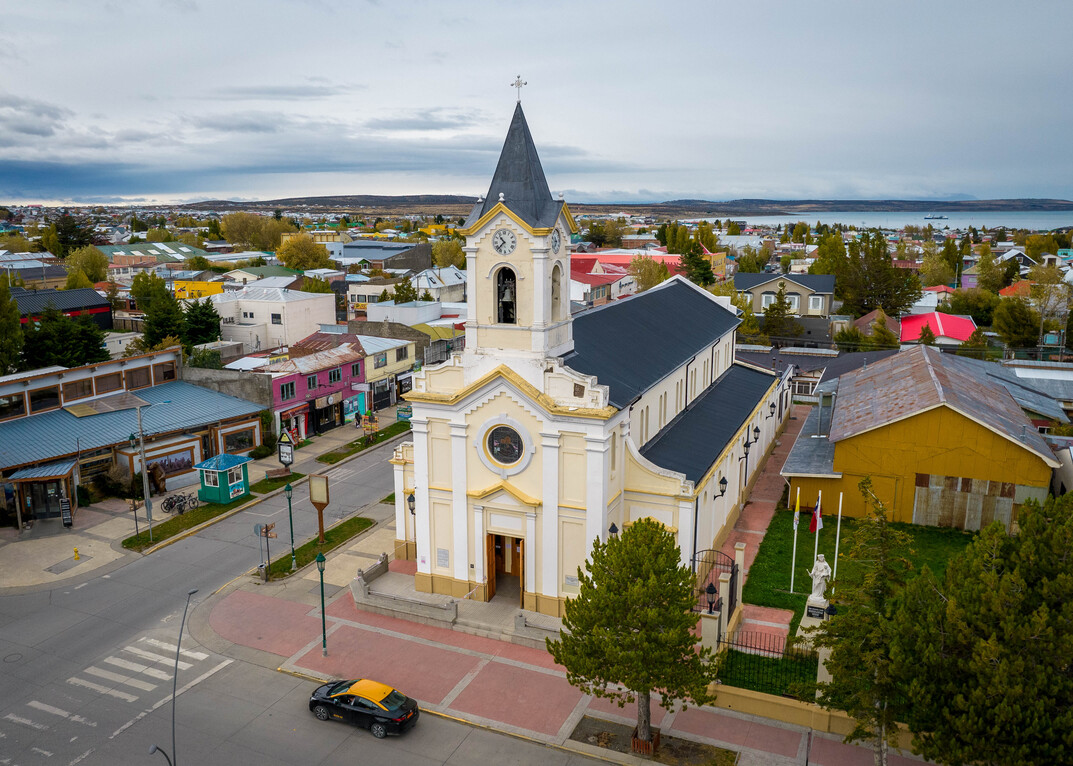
[458,201,578,237]
[607,488,623,506]
[467,480,541,507]
[558,503,587,511]
[406,364,618,420]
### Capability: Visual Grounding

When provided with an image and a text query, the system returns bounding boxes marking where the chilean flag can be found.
[809,497,823,533]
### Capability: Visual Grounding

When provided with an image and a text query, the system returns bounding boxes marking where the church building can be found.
[391,103,791,617]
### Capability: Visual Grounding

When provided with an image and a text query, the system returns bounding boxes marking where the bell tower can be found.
[460,102,577,360]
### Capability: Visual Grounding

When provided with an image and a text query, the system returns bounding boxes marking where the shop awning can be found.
[279,403,309,418]
[7,460,77,482]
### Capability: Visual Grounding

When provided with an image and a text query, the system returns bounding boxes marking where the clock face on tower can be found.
[550,228,561,254]
[492,228,517,255]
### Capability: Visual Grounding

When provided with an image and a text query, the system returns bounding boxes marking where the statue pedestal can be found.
[798,596,829,638]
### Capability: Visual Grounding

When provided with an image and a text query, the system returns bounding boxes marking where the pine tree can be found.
[143,293,187,349]
[993,296,1040,349]
[547,519,716,745]
[892,496,1073,766]
[810,477,914,766]
[0,278,24,373]
[870,310,900,349]
[68,313,109,365]
[184,298,222,347]
[21,306,74,370]
[678,240,715,286]
[392,278,418,303]
[762,283,803,343]
[917,324,937,346]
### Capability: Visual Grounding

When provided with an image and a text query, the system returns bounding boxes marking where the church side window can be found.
[551,263,563,321]
[497,268,517,324]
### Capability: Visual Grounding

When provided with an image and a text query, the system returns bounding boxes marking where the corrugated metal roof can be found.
[353,335,408,353]
[211,287,327,304]
[8,460,77,480]
[194,454,252,471]
[780,408,840,478]
[0,381,262,471]
[640,364,775,483]
[264,344,364,374]
[829,346,1057,464]
[10,287,110,315]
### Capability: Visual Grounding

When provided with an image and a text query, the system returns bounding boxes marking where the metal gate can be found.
[691,549,738,615]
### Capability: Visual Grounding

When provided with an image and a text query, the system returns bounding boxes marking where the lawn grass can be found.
[742,507,975,636]
[122,495,251,552]
[248,471,306,495]
[381,492,395,504]
[717,647,819,700]
[265,514,374,579]
[316,420,412,465]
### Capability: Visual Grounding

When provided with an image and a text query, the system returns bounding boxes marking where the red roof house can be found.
[899,312,977,345]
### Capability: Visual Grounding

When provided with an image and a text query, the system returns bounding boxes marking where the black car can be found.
[308,679,419,738]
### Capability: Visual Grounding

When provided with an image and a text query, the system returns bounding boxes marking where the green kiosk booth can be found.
[194,454,253,505]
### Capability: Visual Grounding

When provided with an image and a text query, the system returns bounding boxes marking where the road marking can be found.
[68,749,93,765]
[3,713,48,730]
[82,666,157,691]
[66,677,138,703]
[102,657,172,680]
[73,583,87,590]
[140,638,208,660]
[122,645,191,669]
[26,702,69,718]
[32,746,53,756]
[109,658,232,740]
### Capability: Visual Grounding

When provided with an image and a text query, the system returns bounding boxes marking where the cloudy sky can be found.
[2,0,1071,206]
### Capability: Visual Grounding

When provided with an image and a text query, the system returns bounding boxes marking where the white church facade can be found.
[391,103,791,617]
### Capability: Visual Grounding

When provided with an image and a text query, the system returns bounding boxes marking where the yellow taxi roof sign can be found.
[342,679,394,702]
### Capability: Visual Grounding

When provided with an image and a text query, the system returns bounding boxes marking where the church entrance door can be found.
[487,533,524,607]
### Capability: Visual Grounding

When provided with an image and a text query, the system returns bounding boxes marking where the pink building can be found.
[265,344,366,441]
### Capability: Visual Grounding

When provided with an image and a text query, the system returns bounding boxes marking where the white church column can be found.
[532,246,549,332]
[392,455,407,547]
[463,245,479,349]
[679,496,696,570]
[411,418,432,573]
[525,510,537,599]
[450,423,470,584]
[540,432,560,600]
[584,435,610,552]
[473,505,485,588]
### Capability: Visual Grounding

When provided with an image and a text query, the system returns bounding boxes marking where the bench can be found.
[264,467,291,480]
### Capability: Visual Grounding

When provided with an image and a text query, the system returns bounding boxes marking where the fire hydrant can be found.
[73,547,80,561]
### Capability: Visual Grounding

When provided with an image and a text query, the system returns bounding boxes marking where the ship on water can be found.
[924,214,949,220]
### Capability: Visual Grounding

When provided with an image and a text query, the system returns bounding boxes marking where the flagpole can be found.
[791,486,800,592]
[813,490,822,563]
[832,491,844,594]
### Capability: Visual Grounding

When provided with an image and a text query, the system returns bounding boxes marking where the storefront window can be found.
[95,372,122,394]
[203,470,219,487]
[29,386,60,413]
[62,378,94,401]
[227,466,243,485]
[0,393,26,420]
[126,367,151,389]
[224,428,256,453]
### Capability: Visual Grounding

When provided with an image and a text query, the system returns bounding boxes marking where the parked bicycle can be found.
[161,492,200,514]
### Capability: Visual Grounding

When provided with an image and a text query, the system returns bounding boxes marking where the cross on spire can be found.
[511,75,527,103]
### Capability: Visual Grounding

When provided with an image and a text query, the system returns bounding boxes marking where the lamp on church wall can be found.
[407,492,416,516]
[752,425,761,444]
[766,402,776,419]
[608,522,618,538]
[717,476,728,498]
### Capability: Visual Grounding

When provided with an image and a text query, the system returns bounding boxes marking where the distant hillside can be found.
[183,194,476,210]
[659,198,1073,214]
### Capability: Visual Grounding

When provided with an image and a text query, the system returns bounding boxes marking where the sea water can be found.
[703,210,1073,232]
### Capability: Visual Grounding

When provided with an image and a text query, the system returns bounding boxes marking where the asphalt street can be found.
[0,439,458,766]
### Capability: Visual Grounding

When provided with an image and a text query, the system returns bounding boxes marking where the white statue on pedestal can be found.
[808,554,832,601]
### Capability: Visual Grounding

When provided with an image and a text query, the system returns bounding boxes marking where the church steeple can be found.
[464,104,562,231]
[461,102,576,361]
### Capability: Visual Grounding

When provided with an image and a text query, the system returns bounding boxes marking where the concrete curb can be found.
[137,430,410,556]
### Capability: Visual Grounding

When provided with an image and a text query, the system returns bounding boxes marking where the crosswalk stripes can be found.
[0,634,227,764]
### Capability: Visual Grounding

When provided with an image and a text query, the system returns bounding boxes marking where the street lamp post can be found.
[316,552,327,657]
[172,589,198,766]
[132,404,153,542]
[284,484,296,571]
[149,744,172,766]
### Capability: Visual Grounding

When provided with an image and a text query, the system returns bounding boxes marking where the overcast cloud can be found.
[2,0,1071,205]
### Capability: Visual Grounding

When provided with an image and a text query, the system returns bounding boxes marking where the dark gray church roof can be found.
[464,103,564,231]
[565,278,741,409]
[640,364,776,483]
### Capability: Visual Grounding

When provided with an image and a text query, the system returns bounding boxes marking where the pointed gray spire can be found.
[465,103,563,230]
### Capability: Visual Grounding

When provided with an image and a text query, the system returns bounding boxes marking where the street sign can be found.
[308,474,329,543]
[260,523,277,538]
[277,430,294,466]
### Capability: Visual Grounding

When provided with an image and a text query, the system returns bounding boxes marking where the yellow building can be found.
[782,346,1058,530]
[391,104,791,617]
[174,280,224,299]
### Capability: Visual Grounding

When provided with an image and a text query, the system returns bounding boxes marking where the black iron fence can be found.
[691,549,737,616]
[715,630,818,700]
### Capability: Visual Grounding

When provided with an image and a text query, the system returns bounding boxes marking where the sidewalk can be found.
[0,411,408,591]
[720,405,809,646]
[195,503,929,766]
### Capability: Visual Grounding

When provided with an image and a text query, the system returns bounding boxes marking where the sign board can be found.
[308,474,330,512]
[229,484,245,498]
[806,604,827,620]
[315,393,338,409]
[277,430,294,466]
[60,499,72,528]
[260,522,277,539]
